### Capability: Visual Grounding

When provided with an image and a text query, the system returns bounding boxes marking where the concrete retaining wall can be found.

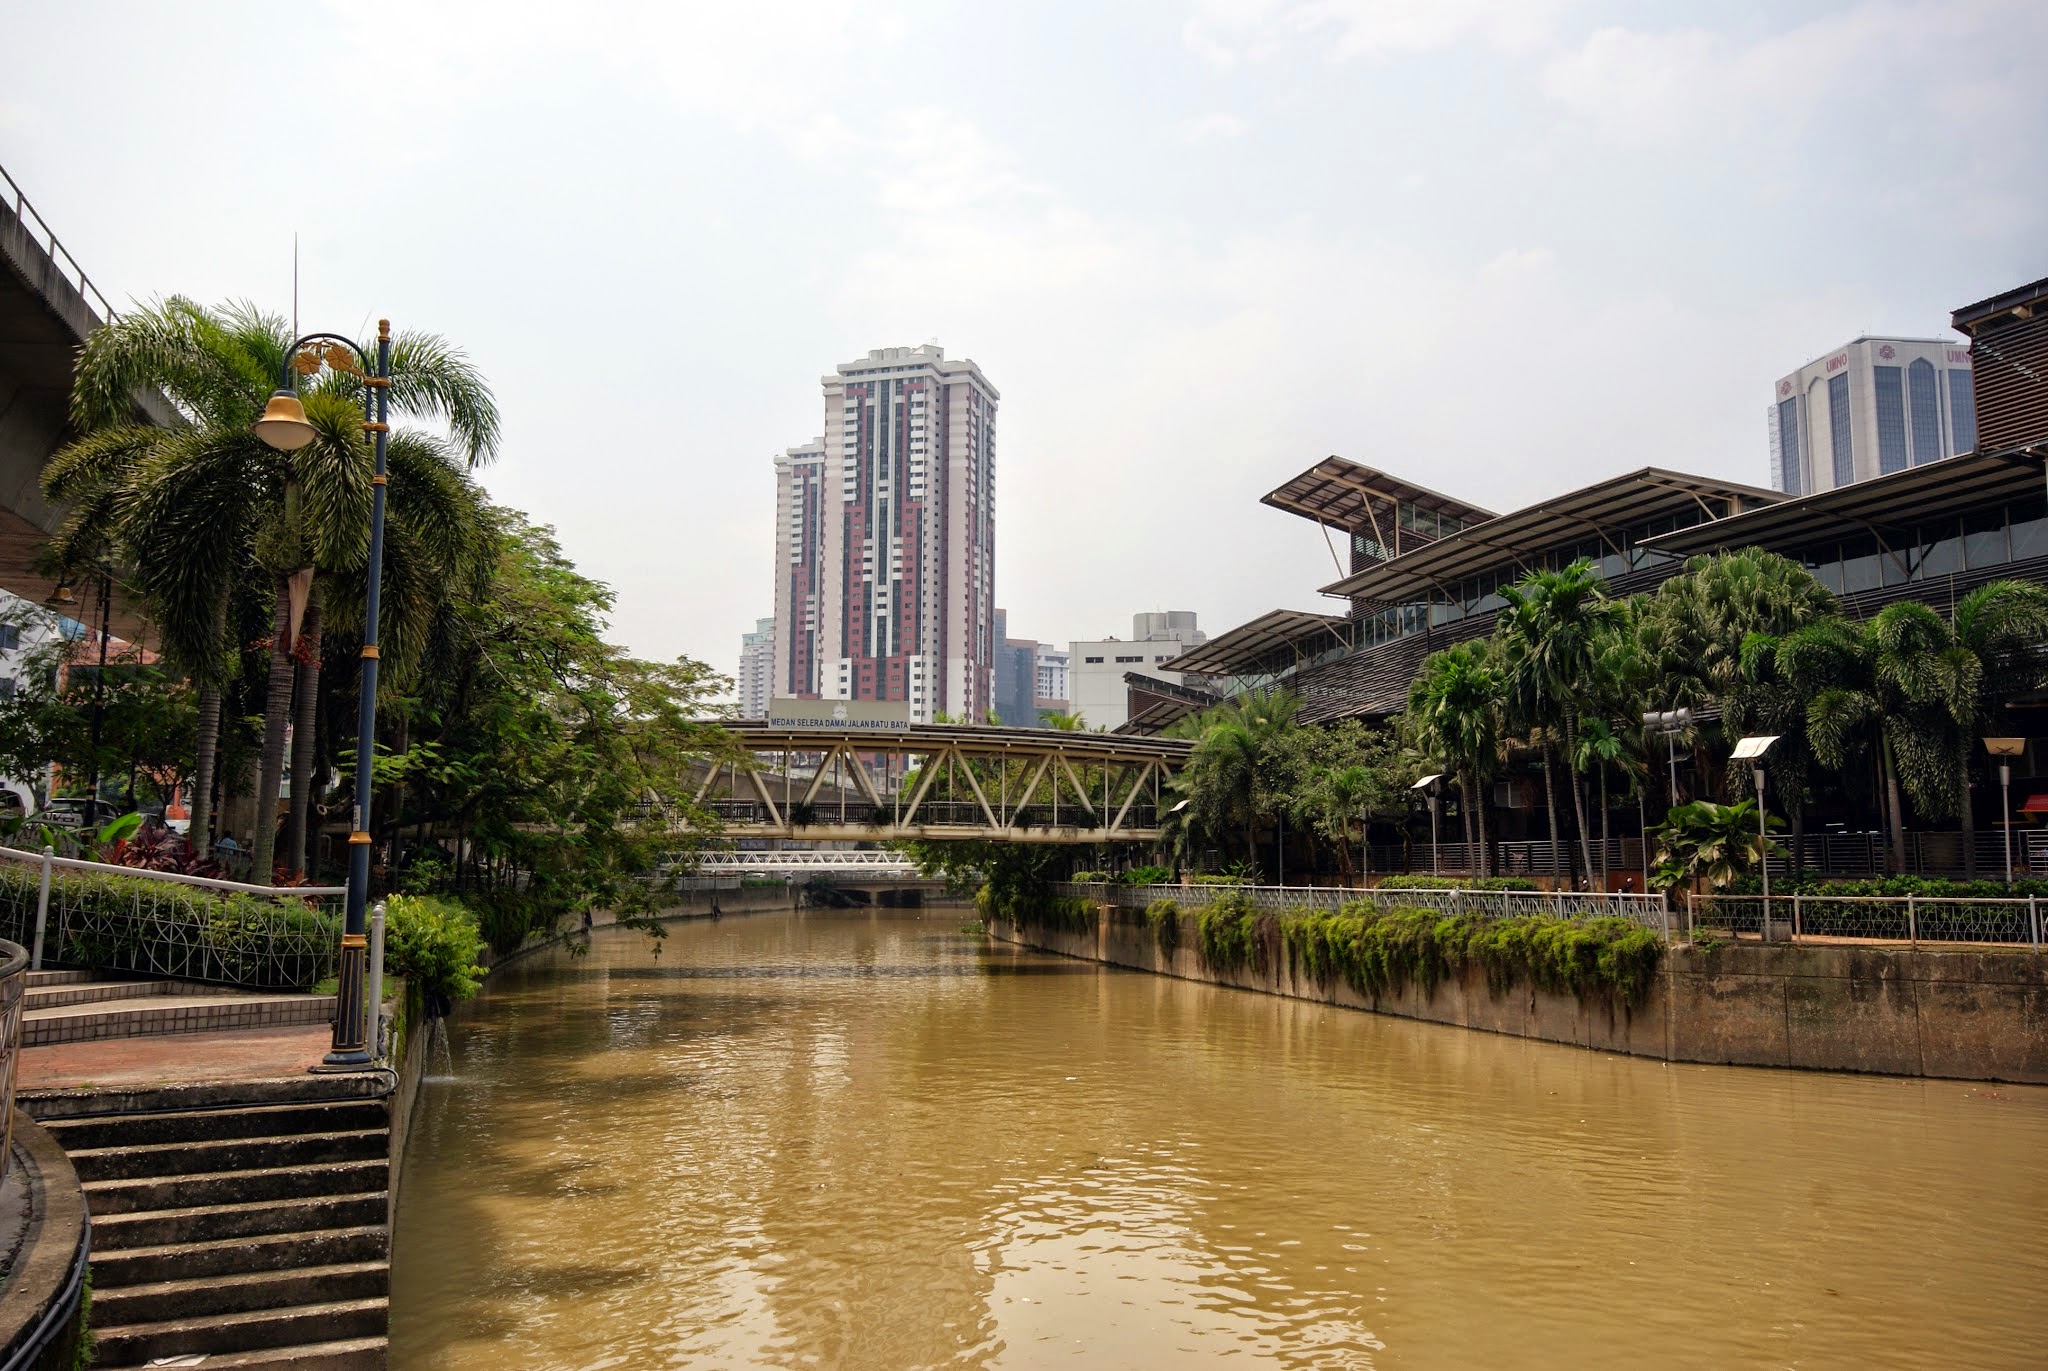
[998,907,2048,1084]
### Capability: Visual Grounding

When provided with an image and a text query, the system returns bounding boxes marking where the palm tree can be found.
[1166,687,1300,869]
[1407,641,1503,877]
[50,298,498,878]
[1866,583,2048,879]
[1496,558,1619,880]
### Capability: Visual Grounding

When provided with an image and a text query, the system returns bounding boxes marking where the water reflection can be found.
[390,910,2048,1369]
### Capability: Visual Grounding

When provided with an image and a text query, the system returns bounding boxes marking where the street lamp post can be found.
[1412,773,1442,878]
[1984,738,2026,887]
[254,323,392,1069]
[1732,735,1779,937]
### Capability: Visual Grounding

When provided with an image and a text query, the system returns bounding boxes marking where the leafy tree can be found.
[48,298,498,877]
[1495,558,1621,880]
[1406,640,1504,877]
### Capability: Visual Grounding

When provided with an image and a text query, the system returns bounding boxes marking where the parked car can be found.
[39,798,120,830]
[0,787,31,821]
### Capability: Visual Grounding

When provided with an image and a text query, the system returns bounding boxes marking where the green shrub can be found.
[1070,870,1112,883]
[1195,891,1278,974]
[1187,873,1249,886]
[1724,873,2048,899]
[384,893,487,1004]
[1121,865,1172,886]
[1145,897,1182,957]
[1375,874,1540,891]
[1283,902,1662,1008]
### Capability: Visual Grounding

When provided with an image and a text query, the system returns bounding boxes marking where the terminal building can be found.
[1143,273,2048,871]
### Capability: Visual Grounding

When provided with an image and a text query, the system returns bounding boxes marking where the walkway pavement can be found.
[17,1024,335,1092]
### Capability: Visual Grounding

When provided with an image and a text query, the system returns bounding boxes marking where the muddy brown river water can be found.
[389,908,2048,1369]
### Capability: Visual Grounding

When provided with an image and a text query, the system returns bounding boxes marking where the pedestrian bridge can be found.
[693,850,929,878]
[684,722,1193,843]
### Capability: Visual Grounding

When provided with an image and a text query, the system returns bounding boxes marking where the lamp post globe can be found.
[253,389,317,452]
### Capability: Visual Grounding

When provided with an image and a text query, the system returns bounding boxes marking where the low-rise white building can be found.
[1067,612,1206,730]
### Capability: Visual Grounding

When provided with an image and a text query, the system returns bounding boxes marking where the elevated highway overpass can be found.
[0,162,172,622]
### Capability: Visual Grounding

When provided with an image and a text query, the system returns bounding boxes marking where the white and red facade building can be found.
[770,438,827,700]
[811,344,998,724]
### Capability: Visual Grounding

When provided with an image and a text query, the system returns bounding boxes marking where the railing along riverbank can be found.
[0,845,347,990]
[1056,881,2048,951]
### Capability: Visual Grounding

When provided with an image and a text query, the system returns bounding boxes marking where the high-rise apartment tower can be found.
[770,438,826,698]
[737,617,775,719]
[819,345,998,723]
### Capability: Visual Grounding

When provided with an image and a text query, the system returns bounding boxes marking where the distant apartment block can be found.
[771,438,826,699]
[1069,612,1207,731]
[1034,643,1069,714]
[818,344,999,724]
[737,617,774,719]
[1770,336,1976,494]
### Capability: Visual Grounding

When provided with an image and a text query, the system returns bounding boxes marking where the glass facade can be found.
[1949,369,1977,453]
[1798,495,2048,597]
[1873,366,1907,475]
[1777,397,1802,495]
[1829,373,1853,486]
[1907,358,1942,465]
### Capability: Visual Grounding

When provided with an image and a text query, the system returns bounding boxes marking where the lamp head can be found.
[1983,737,2026,758]
[253,389,316,451]
[45,583,76,608]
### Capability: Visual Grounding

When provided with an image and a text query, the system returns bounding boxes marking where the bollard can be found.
[1793,893,1802,942]
[1907,894,1917,946]
[2032,895,2041,953]
[367,901,387,1061]
[31,846,53,971]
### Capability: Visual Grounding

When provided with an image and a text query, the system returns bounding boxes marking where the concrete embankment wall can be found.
[998,908,2048,1085]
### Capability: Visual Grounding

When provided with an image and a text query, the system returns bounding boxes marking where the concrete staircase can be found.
[35,1083,391,1370]
[23,969,336,1048]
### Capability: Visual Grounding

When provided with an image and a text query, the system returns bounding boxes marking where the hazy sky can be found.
[4,2,2043,686]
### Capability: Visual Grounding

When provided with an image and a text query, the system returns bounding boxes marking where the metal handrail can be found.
[0,938,27,1186]
[0,160,119,322]
[0,844,346,897]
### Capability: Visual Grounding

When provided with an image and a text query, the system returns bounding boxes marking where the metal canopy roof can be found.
[1166,608,1354,677]
[1953,275,2048,334]
[1261,457,1494,531]
[1318,467,1786,604]
[1640,450,2045,559]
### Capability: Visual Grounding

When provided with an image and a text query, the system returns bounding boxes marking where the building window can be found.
[1873,366,1907,475]
[1949,370,1977,453]
[1777,396,1802,495]
[1828,373,1853,486]
[0,678,13,700]
[1907,358,1942,466]
[1083,656,1103,664]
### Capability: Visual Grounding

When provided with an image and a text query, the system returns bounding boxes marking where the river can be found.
[389,908,2048,1369]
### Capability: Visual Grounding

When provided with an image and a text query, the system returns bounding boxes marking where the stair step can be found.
[93,1260,389,1326]
[86,1157,389,1214]
[23,979,165,1009]
[22,1073,388,1121]
[90,1192,389,1251]
[23,992,334,1047]
[24,968,91,987]
[46,1098,387,1150]
[93,1225,389,1288]
[93,1334,387,1371]
[68,1128,386,1182]
[88,1296,388,1365]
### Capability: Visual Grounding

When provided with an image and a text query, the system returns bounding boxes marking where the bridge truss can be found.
[694,850,928,878]
[690,723,1193,844]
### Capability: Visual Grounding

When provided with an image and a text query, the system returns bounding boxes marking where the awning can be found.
[1639,449,2045,560]
[1261,456,1493,532]
[1165,608,1355,678]
[1319,467,1785,605]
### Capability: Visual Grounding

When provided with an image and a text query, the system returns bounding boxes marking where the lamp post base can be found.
[314,933,373,1071]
